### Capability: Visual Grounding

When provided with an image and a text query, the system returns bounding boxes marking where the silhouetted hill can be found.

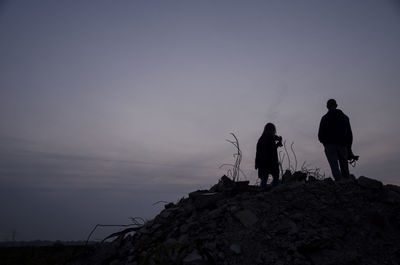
[0,241,91,247]
[68,175,400,265]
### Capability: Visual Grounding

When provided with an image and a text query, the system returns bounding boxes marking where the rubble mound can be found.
[70,175,400,265]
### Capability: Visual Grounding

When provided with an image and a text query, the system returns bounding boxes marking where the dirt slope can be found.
[68,175,400,265]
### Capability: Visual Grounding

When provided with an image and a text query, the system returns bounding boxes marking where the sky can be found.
[0,0,400,241]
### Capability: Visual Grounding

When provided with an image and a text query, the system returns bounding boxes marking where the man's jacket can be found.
[318,109,353,147]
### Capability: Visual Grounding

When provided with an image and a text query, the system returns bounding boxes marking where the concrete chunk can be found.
[357,176,383,189]
[183,250,204,265]
[230,244,242,254]
[234,209,258,228]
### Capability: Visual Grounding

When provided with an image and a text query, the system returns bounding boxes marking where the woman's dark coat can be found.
[255,133,279,176]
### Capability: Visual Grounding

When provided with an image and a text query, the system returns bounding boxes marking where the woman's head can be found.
[263,123,276,135]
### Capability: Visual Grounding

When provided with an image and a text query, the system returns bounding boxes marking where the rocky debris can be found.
[234,209,258,228]
[229,244,241,255]
[183,250,204,265]
[68,174,400,265]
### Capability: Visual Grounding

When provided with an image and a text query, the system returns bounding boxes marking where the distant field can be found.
[0,245,95,265]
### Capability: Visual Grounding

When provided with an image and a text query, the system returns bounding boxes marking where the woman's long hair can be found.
[263,123,276,135]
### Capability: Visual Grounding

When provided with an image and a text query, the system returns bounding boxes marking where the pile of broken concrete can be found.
[69,174,400,265]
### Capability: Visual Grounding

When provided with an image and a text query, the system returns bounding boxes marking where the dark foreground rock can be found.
[68,175,400,265]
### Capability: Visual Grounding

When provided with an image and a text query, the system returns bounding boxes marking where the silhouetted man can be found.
[318,99,353,181]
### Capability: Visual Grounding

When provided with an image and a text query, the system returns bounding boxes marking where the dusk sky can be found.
[1,0,400,241]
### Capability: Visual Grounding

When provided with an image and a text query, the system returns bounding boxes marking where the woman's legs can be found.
[258,169,268,189]
[261,175,268,188]
[271,174,280,186]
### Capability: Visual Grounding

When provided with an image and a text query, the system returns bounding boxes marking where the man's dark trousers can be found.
[324,145,349,181]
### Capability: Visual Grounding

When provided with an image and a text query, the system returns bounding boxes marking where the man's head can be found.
[327,99,337,110]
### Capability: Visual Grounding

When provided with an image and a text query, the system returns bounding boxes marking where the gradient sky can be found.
[1,0,400,241]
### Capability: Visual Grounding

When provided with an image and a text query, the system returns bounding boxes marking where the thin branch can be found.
[283,140,291,172]
[290,142,298,171]
[222,133,243,182]
[280,153,286,177]
[86,224,140,245]
[301,161,307,171]
[219,164,248,179]
[130,217,146,226]
[152,201,171,206]
[278,151,284,175]
[101,227,142,243]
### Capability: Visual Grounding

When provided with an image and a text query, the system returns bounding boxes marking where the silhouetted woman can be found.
[255,123,283,188]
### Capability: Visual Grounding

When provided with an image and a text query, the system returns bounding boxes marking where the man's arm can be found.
[318,117,326,145]
[345,116,353,147]
[255,139,260,169]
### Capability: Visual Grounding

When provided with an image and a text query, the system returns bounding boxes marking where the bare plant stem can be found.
[290,142,298,171]
[86,217,145,245]
[152,201,171,206]
[223,133,243,181]
[283,140,291,172]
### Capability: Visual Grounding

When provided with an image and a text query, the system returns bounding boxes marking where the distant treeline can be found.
[0,240,95,247]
